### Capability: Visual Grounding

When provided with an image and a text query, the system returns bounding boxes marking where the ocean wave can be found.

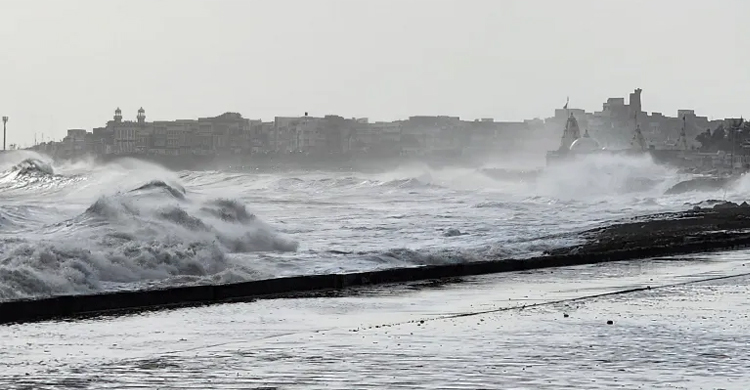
[130,180,187,200]
[11,158,55,176]
[0,179,298,301]
[0,151,732,302]
[0,156,90,197]
[474,201,510,209]
[532,153,679,200]
[378,178,442,189]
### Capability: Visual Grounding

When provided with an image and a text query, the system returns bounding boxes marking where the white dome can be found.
[569,137,602,153]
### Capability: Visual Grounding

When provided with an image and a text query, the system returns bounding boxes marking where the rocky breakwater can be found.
[546,200,750,259]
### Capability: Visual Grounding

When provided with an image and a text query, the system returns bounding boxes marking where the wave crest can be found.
[11,158,55,176]
[130,180,186,200]
[0,240,228,299]
[200,199,256,224]
[0,178,298,301]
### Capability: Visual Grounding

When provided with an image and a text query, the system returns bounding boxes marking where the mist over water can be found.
[0,150,740,300]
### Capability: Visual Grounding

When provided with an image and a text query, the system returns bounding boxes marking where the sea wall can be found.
[3,206,750,326]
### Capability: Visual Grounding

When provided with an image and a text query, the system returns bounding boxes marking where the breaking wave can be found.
[0,158,58,185]
[130,179,187,200]
[0,154,298,300]
[11,158,55,176]
[532,153,680,199]
[0,150,745,301]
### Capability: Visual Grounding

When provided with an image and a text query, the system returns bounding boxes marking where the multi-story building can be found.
[295,116,323,152]
[272,114,342,154]
[196,112,249,155]
[321,115,356,155]
[192,121,213,155]
[105,107,148,155]
[61,129,87,157]
[251,121,274,153]
[464,118,499,156]
[352,119,402,155]
[273,116,302,152]
[401,116,463,156]
[99,108,254,156]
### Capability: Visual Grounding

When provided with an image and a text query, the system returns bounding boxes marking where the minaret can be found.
[137,107,146,125]
[114,107,122,123]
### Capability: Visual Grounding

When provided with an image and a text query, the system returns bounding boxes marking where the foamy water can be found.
[0,150,746,301]
[3,252,749,389]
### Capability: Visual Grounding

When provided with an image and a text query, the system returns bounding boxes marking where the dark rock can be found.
[443,228,462,237]
[545,202,750,258]
[713,201,739,210]
[665,177,735,195]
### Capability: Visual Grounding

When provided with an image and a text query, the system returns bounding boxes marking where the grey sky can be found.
[0,0,747,146]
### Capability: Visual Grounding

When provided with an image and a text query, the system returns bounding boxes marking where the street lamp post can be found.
[2,116,7,151]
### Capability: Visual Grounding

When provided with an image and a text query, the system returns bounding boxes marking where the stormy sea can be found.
[6,150,750,389]
[1,149,746,302]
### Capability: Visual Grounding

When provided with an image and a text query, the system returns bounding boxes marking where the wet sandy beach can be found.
[2,251,750,389]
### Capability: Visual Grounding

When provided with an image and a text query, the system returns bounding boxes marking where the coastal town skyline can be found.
[22,88,748,163]
[1,1,748,147]
[6,87,746,150]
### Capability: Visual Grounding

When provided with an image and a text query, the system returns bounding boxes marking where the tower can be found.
[114,107,122,123]
[137,107,146,125]
[629,88,642,116]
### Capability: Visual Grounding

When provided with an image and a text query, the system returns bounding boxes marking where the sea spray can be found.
[0,175,298,300]
[0,150,734,302]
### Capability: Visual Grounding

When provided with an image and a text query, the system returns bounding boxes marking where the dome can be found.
[569,137,602,153]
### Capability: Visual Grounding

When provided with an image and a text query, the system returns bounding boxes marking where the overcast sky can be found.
[0,0,747,146]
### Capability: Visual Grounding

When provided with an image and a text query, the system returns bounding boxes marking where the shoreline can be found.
[29,149,734,177]
[17,146,740,178]
[47,152,501,173]
[3,201,750,325]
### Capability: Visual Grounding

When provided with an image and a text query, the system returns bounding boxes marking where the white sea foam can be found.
[0,150,742,300]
